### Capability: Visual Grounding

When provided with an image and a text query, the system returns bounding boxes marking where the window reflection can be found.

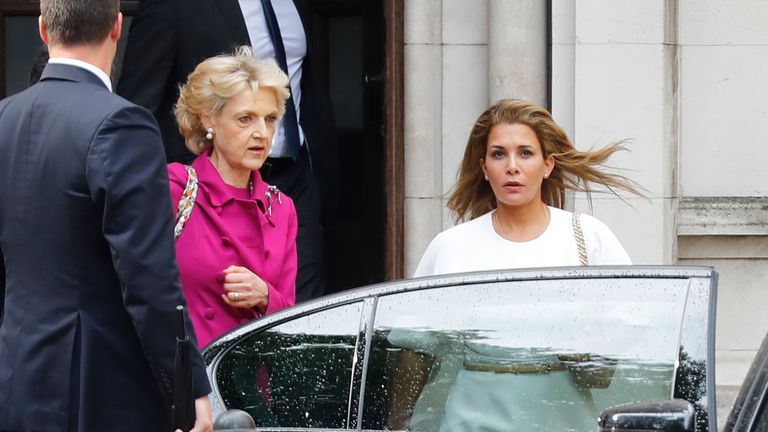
[675,347,708,429]
[677,279,713,431]
[363,278,701,431]
[214,302,364,428]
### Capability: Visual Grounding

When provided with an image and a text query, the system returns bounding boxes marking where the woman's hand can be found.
[220,265,268,313]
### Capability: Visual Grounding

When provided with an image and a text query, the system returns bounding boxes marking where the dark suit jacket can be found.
[118,0,339,224]
[0,64,211,431]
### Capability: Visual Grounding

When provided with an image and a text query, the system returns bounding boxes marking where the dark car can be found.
[202,266,733,431]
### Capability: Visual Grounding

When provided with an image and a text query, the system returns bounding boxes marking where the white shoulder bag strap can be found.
[572,212,589,266]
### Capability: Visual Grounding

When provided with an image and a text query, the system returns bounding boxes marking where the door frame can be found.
[383,0,404,280]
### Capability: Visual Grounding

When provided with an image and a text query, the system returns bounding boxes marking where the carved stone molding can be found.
[678,197,768,236]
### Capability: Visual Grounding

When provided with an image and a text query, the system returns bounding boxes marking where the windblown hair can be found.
[447,99,643,222]
[174,46,291,155]
[40,0,119,47]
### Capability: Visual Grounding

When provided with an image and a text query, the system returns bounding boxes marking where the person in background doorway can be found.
[118,0,338,303]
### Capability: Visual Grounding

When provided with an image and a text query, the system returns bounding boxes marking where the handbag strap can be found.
[173,165,198,241]
[572,212,589,266]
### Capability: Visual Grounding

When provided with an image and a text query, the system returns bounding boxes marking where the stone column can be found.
[403,0,492,276]
[404,0,444,275]
[550,0,576,137]
[439,0,489,228]
[488,0,548,106]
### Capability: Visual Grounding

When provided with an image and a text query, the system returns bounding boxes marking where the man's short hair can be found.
[40,0,119,47]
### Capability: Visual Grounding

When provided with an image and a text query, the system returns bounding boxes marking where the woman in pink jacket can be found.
[169,46,297,348]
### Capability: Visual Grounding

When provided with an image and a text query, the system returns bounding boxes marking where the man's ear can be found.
[110,12,123,42]
[38,16,49,45]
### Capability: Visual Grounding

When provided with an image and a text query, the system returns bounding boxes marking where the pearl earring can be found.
[205,127,214,140]
[484,175,489,181]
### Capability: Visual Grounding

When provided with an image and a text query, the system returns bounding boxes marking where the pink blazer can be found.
[169,154,297,347]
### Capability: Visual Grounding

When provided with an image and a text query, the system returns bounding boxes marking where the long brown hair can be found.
[447,99,642,222]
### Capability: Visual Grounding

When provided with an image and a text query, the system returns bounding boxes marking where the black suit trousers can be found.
[262,148,325,301]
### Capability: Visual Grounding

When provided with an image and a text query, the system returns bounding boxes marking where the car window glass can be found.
[361,277,698,431]
[214,302,364,428]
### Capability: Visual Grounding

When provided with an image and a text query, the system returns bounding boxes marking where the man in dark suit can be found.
[118,0,339,302]
[0,0,212,430]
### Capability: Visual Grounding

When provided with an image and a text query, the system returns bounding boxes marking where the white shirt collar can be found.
[48,57,113,91]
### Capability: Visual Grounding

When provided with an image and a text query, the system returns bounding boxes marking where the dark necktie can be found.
[260,0,301,160]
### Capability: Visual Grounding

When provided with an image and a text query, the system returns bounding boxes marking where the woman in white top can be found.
[415,99,641,277]
[392,100,644,432]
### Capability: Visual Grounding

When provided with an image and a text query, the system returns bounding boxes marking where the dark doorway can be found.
[0,0,402,291]
[307,0,387,292]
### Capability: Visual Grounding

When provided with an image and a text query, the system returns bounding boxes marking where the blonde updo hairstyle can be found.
[174,45,291,155]
[448,99,643,222]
